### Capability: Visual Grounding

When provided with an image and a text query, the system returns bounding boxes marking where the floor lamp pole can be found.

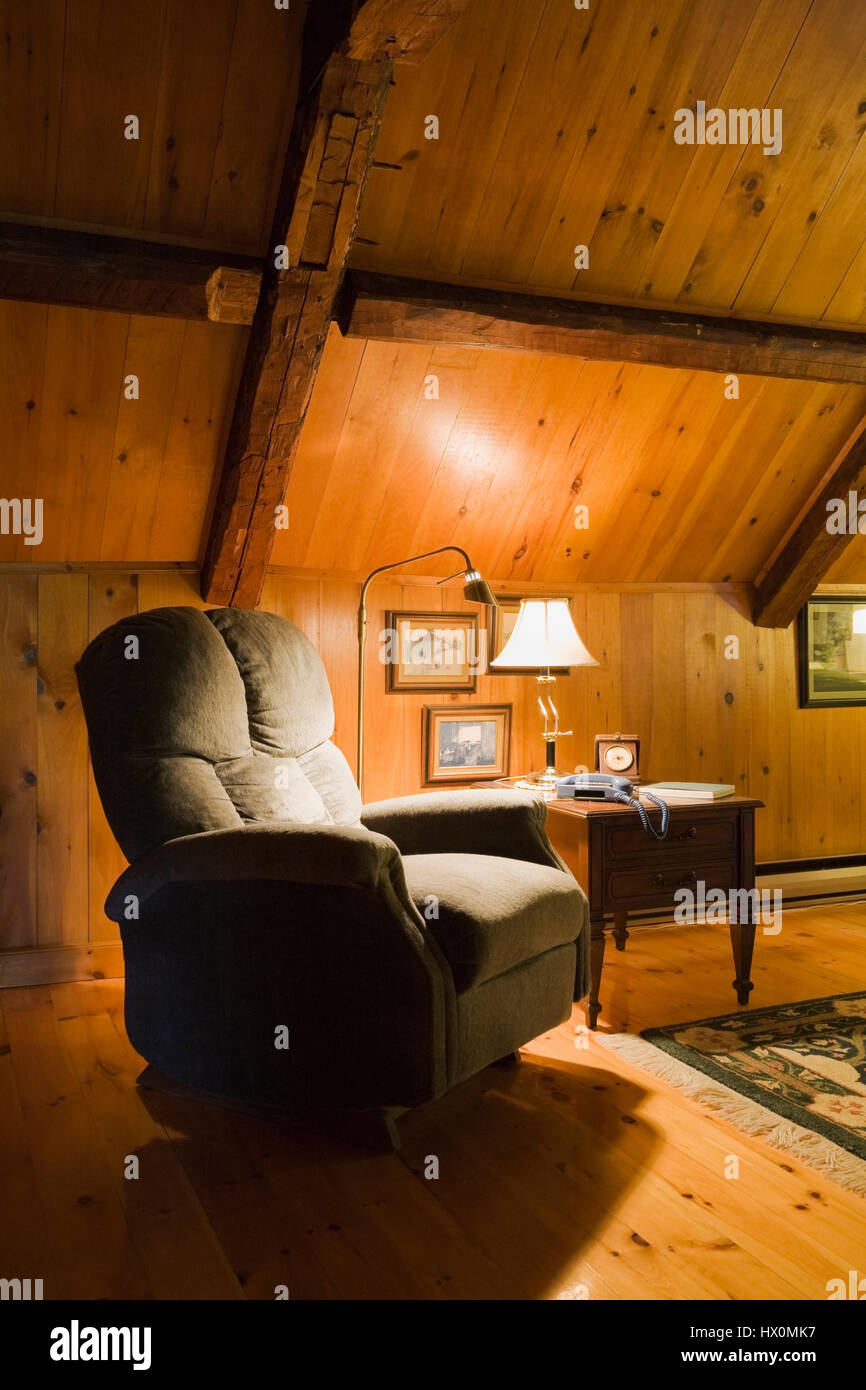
[356,546,493,799]
[357,595,368,798]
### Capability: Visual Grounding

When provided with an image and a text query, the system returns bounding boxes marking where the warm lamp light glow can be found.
[490,599,598,670]
[853,608,866,635]
[491,599,598,794]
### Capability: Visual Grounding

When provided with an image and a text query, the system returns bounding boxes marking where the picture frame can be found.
[489,594,572,674]
[385,611,479,693]
[422,705,512,785]
[797,594,866,708]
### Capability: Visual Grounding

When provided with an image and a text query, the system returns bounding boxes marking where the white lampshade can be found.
[491,599,598,670]
[853,608,866,634]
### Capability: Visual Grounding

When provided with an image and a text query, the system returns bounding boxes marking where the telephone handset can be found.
[555,772,670,841]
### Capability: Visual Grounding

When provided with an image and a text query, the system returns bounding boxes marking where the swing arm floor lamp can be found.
[356,547,497,796]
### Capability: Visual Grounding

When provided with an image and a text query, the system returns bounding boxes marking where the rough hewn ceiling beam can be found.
[347,0,470,63]
[0,222,261,324]
[202,1,470,607]
[200,2,391,606]
[336,270,866,387]
[753,419,866,628]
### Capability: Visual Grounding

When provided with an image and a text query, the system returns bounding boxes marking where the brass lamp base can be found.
[521,684,572,797]
[512,760,567,799]
[511,772,567,795]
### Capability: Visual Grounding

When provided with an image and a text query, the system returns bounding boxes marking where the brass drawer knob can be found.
[652,868,697,887]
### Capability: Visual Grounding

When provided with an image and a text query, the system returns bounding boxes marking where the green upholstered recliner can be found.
[75,606,589,1147]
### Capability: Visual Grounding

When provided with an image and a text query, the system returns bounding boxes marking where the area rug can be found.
[598,991,866,1197]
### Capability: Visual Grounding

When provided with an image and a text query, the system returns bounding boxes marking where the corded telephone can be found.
[555,772,670,840]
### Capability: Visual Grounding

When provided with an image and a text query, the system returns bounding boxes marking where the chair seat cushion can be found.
[401,852,583,991]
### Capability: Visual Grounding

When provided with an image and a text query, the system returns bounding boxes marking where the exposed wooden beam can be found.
[201,5,392,607]
[201,2,472,607]
[266,564,750,595]
[0,222,262,324]
[336,271,866,386]
[753,419,866,628]
[347,0,469,63]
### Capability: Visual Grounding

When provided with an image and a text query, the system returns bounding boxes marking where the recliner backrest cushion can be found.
[215,751,331,825]
[298,740,362,824]
[205,607,333,756]
[76,605,361,863]
[204,608,361,824]
[76,607,249,861]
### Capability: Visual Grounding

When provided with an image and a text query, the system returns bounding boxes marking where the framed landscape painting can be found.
[798,595,866,707]
[422,705,511,785]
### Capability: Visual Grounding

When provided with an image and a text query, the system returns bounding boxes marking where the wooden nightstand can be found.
[544,794,765,1028]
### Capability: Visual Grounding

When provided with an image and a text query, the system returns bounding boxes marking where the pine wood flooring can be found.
[2,900,865,1300]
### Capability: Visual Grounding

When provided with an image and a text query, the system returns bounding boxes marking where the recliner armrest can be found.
[107,821,455,1110]
[361,789,566,869]
[105,821,402,920]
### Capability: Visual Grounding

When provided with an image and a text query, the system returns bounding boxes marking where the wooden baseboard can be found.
[0,941,123,989]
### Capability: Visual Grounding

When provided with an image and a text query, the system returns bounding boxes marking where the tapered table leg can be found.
[587,913,606,1029]
[730,919,756,1005]
[613,911,629,951]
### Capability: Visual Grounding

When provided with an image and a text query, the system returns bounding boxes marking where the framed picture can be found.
[422,705,512,785]
[798,594,866,707]
[385,611,479,693]
[489,594,572,674]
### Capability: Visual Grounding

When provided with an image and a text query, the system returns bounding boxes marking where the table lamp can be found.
[491,597,598,794]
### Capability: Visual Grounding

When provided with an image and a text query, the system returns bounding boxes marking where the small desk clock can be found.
[594,732,641,779]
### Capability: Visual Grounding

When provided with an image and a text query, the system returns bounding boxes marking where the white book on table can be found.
[640,782,735,800]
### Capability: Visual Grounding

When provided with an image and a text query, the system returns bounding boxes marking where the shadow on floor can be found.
[134,1051,657,1299]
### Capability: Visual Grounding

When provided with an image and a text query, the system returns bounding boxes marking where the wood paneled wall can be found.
[263,572,866,875]
[2,567,864,983]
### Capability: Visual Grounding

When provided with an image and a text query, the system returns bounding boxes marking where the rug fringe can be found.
[597,1032,866,1199]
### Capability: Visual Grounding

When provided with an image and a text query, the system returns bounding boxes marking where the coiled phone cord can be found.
[611,789,670,840]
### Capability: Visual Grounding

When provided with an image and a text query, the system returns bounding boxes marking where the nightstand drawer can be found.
[604,857,738,910]
[603,814,736,860]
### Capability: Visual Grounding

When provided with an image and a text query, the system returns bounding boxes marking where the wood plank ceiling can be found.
[0,0,305,565]
[2,0,866,591]
[271,325,866,583]
[275,0,866,589]
[0,300,245,563]
[351,0,866,325]
[0,0,304,251]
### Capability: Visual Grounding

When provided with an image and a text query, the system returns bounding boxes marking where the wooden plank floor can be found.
[1,900,865,1300]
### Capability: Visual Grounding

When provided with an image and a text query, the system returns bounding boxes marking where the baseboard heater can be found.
[624,856,866,928]
[758,853,866,875]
